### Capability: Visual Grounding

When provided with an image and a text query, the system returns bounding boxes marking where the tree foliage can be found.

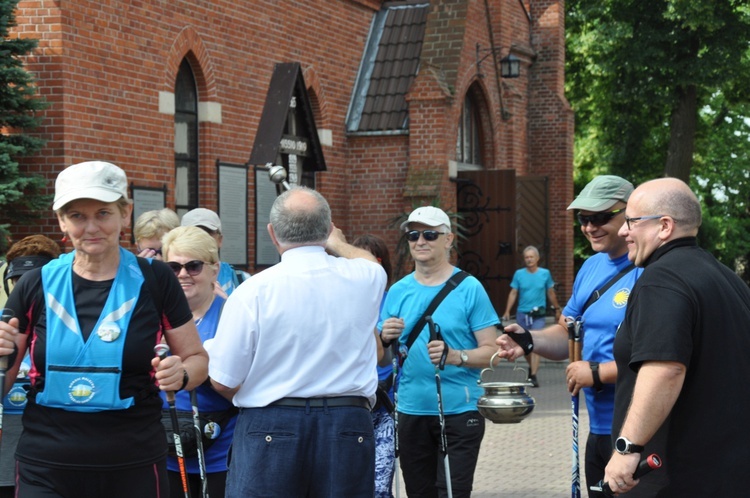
[566,0,750,278]
[0,0,50,252]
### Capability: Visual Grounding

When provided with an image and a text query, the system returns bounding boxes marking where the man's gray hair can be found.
[664,188,702,230]
[270,186,332,245]
[522,245,540,258]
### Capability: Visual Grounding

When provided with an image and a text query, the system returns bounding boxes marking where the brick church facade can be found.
[11,0,574,308]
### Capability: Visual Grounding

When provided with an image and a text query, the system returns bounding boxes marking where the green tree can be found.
[566,0,750,182]
[566,0,750,277]
[0,0,50,251]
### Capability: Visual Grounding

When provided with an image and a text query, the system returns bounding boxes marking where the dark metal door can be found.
[456,170,516,316]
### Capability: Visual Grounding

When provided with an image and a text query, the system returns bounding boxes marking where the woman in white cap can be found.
[0,161,208,498]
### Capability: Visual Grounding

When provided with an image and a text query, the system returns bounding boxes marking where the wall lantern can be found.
[500,54,521,78]
[476,43,521,79]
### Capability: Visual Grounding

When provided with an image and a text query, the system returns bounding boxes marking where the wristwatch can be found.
[615,436,644,455]
[459,350,469,367]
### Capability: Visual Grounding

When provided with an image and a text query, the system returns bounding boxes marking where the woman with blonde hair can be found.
[134,208,180,260]
[161,226,236,498]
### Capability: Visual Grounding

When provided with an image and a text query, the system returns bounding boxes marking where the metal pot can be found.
[476,353,535,424]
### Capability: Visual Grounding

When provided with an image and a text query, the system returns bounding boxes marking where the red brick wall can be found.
[10,0,573,294]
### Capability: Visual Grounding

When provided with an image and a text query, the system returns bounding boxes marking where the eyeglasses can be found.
[166,260,206,276]
[577,209,624,227]
[405,230,446,242]
[625,215,666,230]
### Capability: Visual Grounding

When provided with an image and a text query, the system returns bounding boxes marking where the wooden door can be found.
[456,169,516,315]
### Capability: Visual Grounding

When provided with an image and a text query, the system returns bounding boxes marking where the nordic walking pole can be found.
[190,389,209,498]
[154,344,192,498]
[0,309,14,448]
[391,342,401,498]
[567,317,583,498]
[426,315,453,498]
[590,454,662,496]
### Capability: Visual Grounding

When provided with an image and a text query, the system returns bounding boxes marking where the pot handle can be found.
[479,352,532,385]
[479,352,502,383]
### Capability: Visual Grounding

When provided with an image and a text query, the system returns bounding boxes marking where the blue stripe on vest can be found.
[37,247,144,412]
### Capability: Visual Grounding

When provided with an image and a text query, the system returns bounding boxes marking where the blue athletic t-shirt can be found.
[510,267,555,313]
[378,269,499,415]
[563,252,642,435]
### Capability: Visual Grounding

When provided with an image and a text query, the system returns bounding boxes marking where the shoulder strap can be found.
[404,270,470,351]
[137,257,163,318]
[581,263,635,314]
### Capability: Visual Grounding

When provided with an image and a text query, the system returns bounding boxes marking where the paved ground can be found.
[394,359,591,497]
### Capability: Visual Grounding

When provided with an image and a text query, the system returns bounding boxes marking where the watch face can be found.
[461,351,469,361]
[615,438,627,452]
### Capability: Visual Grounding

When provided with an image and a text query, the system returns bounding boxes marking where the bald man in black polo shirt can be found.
[605,177,750,496]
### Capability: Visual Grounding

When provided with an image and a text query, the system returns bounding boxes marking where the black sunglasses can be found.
[166,260,205,276]
[577,209,624,227]
[406,230,446,242]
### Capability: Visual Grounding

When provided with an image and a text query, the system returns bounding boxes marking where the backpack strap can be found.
[403,270,470,353]
[581,263,635,315]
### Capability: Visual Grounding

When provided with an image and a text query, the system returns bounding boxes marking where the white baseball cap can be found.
[399,206,451,231]
[181,208,222,232]
[52,161,129,211]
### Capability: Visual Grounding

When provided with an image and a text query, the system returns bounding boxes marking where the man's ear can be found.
[658,216,676,241]
[267,223,278,247]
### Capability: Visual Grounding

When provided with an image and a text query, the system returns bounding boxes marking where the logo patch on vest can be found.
[612,288,631,309]
[6,385,28,408]
[68,377,96,404]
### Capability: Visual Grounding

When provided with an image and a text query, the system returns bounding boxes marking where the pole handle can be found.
[590,454,663,496]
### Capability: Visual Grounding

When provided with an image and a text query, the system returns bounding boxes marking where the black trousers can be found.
[397,411,485,498]
[585,432,613,493]
[16,460,169,498]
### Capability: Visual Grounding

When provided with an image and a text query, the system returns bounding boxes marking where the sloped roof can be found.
[347,1,429,133]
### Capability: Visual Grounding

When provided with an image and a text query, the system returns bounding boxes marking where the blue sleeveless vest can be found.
[37,248,144,412]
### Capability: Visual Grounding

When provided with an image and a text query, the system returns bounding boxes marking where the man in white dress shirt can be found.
[207,186,386,497]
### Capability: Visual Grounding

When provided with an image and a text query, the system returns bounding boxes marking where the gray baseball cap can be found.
[567,175,634,211]
[181,208,222,232]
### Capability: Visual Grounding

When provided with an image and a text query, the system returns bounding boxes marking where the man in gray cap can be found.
[496,175,650,494]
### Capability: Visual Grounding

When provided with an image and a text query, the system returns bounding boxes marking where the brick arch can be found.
[165,26,216,100]
[453,76,497,170]
[301,66,329,130]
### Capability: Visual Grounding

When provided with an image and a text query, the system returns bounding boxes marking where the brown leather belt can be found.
[269,396,370,410]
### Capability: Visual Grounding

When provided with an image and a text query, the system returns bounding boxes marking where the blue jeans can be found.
[226,404,374,497]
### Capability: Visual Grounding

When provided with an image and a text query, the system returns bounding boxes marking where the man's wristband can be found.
[380,335,393,348]
[589,361,603,392]
[507,326,534,355]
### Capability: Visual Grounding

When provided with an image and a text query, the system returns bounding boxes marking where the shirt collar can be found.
[643,236,697,267]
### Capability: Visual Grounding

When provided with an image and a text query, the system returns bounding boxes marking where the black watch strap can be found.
[590,361,603,392]
[616,436,644,454]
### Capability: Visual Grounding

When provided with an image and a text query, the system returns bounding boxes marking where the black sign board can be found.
[249,62,327,175]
